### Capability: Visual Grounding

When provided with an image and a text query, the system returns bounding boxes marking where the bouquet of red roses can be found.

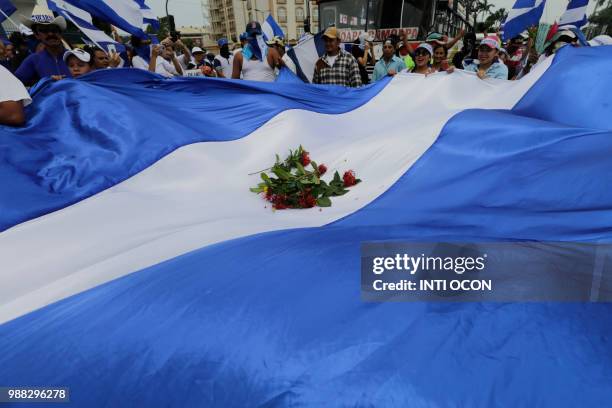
[250,146,361,210]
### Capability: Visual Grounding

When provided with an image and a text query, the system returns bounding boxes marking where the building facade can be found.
[209,0,318,43]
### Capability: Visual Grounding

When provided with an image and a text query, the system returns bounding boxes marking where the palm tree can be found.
[477,0,495,23]
[484,7,507,30]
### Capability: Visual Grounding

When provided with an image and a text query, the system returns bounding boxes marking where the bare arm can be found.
[175,40,191,63]
[267,47,284,69]
[0,100,25,126]
[446,28,465,50]
[170,54,183,76]
[148,46,159,73]
[232,52,243,79]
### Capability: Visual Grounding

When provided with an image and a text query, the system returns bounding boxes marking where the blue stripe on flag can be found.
[262,14,284,41]
[503,0,546,41]
[0,0,15,22]
[559,0,589,28]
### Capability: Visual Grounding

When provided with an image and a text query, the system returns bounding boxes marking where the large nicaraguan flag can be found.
[503,0,547,41]
[1,47,612,406]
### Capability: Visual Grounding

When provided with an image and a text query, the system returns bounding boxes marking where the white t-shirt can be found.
[176,54,192,71]
[213,54,233,77]
[132,55,179,78]
[1,65,31,106]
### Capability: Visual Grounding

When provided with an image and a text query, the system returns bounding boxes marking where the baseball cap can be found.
[191,46,205,54]
[415,42,433,55]
[63,48,91,63]
[217,38,228,47]
[322,26,338,39]
[239,32,248,41]
[426,32,445,44]
[245,21,262,37]
[479,36,500,50]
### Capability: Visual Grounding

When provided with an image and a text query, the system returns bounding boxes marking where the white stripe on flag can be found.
[292,35,320,83]
[559,6,588,26]
[0,59,555,324]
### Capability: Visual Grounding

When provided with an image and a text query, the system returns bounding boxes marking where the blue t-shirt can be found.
[14,48,71,84]
[372,55,407,82]
[464,60,509,80]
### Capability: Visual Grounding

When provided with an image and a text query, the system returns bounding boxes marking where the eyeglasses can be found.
[37,25,61,34]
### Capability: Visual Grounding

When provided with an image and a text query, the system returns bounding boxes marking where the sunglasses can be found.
[37,26,61,34]
[415,50,430,57]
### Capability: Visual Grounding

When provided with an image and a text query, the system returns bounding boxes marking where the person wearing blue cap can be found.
[231,21,283,82]
[214,38,233,78]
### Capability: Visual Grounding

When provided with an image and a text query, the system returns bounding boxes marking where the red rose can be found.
[318,164,327,175]
[343,170,357,187]
[300,151,311,166]
[305,194,316,208]
[273,194,288,210]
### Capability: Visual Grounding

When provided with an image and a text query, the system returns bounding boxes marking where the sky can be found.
[147,0,600,30]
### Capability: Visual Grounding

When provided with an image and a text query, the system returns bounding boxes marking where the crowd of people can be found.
[1,4,608,126]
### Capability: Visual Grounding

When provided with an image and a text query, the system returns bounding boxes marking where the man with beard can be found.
[15,5,70,85]
[213,38,233,78]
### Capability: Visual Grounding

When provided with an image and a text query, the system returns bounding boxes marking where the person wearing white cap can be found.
[464,36,508,80]
[63,48,94,78]
[408,43,435,75]
[14,4,70,85]
[0,64,31,126]
[589,35,612,47]
[543,29,579,57]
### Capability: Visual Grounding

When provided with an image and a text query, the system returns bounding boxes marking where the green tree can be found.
[590,5,612,35]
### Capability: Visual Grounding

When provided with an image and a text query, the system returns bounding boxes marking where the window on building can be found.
[278,6,287,23]
[312,7,318,20]
[296,7,304,21]
[297,26,305,37]
[295,0,303,3]
[277,0,286,4]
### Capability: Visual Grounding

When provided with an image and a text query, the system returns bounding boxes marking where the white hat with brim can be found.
[63,48,91,63]
[415,43,433,55]
[20,5,67,31]
[588,35,612,46]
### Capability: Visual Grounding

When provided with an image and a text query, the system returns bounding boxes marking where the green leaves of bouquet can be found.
[250,146,361,210]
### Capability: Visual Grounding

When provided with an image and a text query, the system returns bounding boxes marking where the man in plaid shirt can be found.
[313,27,363,87]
